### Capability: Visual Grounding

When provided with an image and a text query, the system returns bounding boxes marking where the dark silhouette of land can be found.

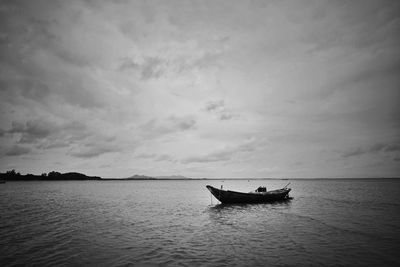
[0,170,101,181]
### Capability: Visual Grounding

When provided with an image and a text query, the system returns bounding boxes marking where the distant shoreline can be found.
[1,170,399,181]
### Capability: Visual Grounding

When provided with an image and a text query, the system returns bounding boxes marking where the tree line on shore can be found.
[0,169,102,181]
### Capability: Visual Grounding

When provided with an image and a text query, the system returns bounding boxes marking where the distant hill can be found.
[124,174,190,180]
[155,175,189,179]
[125,174,156,180]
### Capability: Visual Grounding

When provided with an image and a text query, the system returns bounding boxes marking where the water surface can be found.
[1,179,399,266]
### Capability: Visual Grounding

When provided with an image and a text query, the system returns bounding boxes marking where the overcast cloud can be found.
[0,0,399,178]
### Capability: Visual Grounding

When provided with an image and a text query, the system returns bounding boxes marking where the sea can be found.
[1,179,400,267]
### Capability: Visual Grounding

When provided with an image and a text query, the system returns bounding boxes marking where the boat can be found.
[206,183,291,204]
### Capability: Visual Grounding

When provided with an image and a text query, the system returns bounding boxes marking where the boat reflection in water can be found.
[206,183,291,204]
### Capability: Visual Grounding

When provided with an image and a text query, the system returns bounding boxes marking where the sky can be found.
[0,0,399,178]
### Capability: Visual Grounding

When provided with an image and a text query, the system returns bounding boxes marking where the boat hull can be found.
[206,185,291,204]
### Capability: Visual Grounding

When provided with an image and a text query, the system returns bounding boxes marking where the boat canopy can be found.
[255,186,266,192]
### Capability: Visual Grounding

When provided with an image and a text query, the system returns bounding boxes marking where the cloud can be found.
[305,1,400,54]
[154,154,176,162]
[342,142,400,158]
[135,152,175,162]
[140,115,196,139]
[170,116,196,131]
[66,131,122,158]
[182,152,230,164]
[383,144,400,153]
[5,145,32,156]
[182,138,258,164]
[0,75,106,110]
[35,121,90,149]
[342,148,366,158]
[118,49,221,80]
[175,51,223,72]
[4,119,89,146]
[8,120,55,143]
[219,113,233,121]
[70,146,117,158]
[37,140,71,150]
[0,1,113,110]
[204,100,234,121]
[119,56,164,80]
[119,57,140,72]
[0,79,50,102]
[66,130,121,158]
[205,100,224,112]
[141,57,164,80]
[135,152,157,159]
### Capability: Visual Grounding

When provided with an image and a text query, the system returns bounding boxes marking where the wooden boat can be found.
[206,184,291,204]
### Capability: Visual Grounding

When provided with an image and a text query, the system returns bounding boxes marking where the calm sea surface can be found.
[1,179,400,266]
